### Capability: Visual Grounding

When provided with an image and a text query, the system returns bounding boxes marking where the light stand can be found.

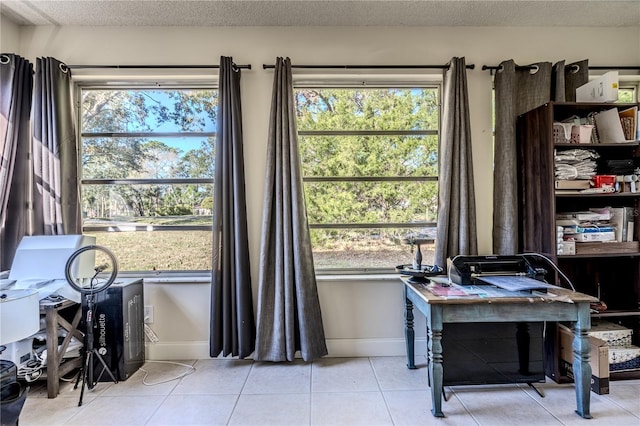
[64,245,118,406]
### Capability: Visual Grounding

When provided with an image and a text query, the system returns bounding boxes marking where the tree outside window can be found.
[295,86,440,273]
[79,86,217,272]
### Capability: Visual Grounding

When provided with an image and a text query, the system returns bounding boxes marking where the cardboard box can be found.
[609,345,640,372]
[559,324,609,394]
[589,321,633,346]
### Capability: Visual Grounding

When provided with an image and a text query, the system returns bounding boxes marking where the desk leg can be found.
[427,305,444,417]
[573,304,592,419]
[44,309,59,399]
[404,286,417,370]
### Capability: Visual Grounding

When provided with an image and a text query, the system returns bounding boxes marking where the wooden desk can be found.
[39,298,84,398]
[402,278,599,419]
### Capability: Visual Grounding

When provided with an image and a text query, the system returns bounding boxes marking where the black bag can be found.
[0,381,27,426]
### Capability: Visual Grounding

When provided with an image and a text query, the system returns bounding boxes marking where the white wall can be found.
[6,25,640,359]
[0,15,20,53]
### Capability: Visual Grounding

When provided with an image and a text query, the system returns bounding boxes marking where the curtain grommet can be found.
[529,65,540,75]
[59,62,69,73]
[0,54,10,65]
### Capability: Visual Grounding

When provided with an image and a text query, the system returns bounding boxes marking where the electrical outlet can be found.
[144,305,154,324]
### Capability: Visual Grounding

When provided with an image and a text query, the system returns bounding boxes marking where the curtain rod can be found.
[66,64,252,70]
[262,63,475,70]
[481,64,640,72]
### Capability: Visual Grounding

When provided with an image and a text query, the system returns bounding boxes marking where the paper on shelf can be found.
[594,108,627,143]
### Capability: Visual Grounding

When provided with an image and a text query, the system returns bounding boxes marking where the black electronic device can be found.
[92,279,144,382]
[447,254,549,285]
[440,322,546,387]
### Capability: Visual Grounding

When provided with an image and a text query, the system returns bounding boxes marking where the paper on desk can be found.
[476,275,561,292]
[426,283,469,297]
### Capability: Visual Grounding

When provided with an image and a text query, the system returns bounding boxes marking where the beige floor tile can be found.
[63,395,166,425]
[171,358,252,395]
[146,394,238,425]
[99,368,179,397]
[228,393,311,426]
[452,385,564,425]
[20,393,88,426]
[243,359,311,394]
[370,355,430,391]
[604,381,640,416]
[311,357,379,392]
[384,389,478,425]
[311,391,392,425]
[521,382,640,426]
[15,359,640,426]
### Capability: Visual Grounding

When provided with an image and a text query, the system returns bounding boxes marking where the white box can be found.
[609,345,640,371]
[559,240,576,255]
[576,71,619,103]
[588,321,633,346]
[573,232,616,242]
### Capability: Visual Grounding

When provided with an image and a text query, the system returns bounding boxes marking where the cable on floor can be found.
[138,360,196,386]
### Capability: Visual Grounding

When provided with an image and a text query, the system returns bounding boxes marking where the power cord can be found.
[521,252,576,291]
[138,360,196,386]
[17,358,43,382]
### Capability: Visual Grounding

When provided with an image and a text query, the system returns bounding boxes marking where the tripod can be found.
[74,287,118,406]
[65,245,119,406]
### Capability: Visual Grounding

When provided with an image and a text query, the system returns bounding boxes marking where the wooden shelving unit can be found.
[517,101,640,383]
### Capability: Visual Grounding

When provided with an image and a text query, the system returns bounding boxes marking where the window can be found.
[295,85,440,273]
[619,84,638,103]
[78,85,217,272]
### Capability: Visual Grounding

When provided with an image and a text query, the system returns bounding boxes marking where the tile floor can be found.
[19,356,640,425]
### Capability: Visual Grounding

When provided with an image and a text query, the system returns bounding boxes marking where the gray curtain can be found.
[255,57,328,362]
[32,57,81,236]
[492,59,588,254]
[0,54,33,270]
[210,56,255,359]
[434,57,477,267]
[552,59,589,102]
[493,60,552,255]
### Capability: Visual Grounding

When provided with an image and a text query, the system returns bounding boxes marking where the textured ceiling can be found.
[1,0,639,27]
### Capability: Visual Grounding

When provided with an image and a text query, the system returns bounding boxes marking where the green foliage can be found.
[618,88,634,103]
[81,86,439,270]
[158,205,193,216]
[81,88,216,219]
[296,87,440,249]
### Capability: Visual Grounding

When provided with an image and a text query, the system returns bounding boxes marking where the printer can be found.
[447,254,556,291]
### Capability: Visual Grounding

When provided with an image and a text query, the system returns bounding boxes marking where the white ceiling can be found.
[1,0,639,27]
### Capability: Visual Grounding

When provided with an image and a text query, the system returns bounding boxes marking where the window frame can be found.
[75,80,218,274]
[293,79,442,274]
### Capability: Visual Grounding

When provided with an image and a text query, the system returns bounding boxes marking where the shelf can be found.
[555,192,640,198]
[519,101,640,384]
[560,253,640,259]
[555,141,640,148]
[558,242,640,257]
[592,310,640,319]
[610,370,640,381]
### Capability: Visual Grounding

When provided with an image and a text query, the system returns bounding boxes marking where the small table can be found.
[40,298,83,398]
[401,277,599,419]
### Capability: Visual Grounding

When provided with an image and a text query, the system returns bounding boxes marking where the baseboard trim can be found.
[145,338,427,360]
